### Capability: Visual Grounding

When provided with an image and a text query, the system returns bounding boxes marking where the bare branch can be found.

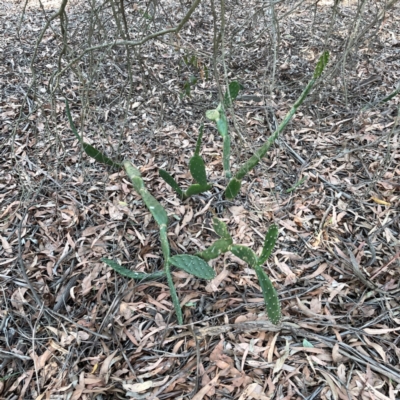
[52,0,201,80]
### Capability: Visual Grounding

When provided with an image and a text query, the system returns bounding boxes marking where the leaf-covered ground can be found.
[1,0,400,398]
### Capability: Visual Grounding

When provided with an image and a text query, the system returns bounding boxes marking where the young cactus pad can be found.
[195,218,232,261]
[212,217,231,241]
[159,169,185,199]
[254,265,281,324]
[189,125,209,186]
[195,125,204,156]
[123,161,168,227]
[258,225,278,266]
[159,125,212,199]
[224,81,242,107]
[195,238,232,261]
[222,134,231,178]
[225,51,330,200]
[185,183,213,197]
[65,98,120,168]
[165,262,183,325]
[206,105,228,138]
[169,254,215,279]
[313,50,329,79]
[189,155,208,186]
[102,258,165,281]
[230,245,258,268]
[206,104,231,177]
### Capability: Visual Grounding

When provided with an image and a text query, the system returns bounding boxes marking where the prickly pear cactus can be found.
[212,217,232,241]
[258,225,278,266]
[224,81,242,107]
[254,265,281,325]
[169,254,215,279]
[123,161,168,227]
[189,155,208,186]
[159,169,185,199]
[196,238,232,261]
[313,51,329,79]
[230,245,258,268]
[225,178,241,199]
[185,183,213,197]
[206,109,219,121]
[165,262,183,325]
[102,258,165,280]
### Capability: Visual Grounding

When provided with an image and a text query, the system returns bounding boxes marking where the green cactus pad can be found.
[224,52,330,202]
[196,238,232,261]
[102,258,165,280]
[230,244,258,267]
[140,190,168,227]
[195,125,204,156]
[224,81,242,107]
[216,109,228,138]
[313,51,329,79]
[223,135,231,178]
[124,161,168,227]
[254,265,281,325]
[212,217,231,241]
[159,169,185,199]
[169,255,215,280]
[189,155,208,186]
[82,143,120,167]
[65,98,120,168]
[123,161,144,189]
[258,224,278,266]
[159,225,170,261]
[225,178,241,199]
[165,264,183,325]
[185,183,213,197]
[206,109,219,121]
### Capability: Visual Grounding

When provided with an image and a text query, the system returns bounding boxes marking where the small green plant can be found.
[196,218,281,324]
[230,224,281,325]
[65,98,120,168]
[286,176,308,193]
[65,51,329,326]
[206,81,242,179]
[65,101,215,325]
[180,54,209,98]
[138,10,153,21]
[159,125,213,199]
[181,75,198,99]
[225,51,329,199]
[195,217,233,261]
[104,161,215,325]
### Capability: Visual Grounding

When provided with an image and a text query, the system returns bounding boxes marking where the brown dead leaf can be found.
[191,374,219,400]
[11,288,28,315]
[363,336,387,362]
[310,297,322,314]
[0,235,12,253]
[29,348,53,370]
[82,224,105,237]
[238,382,269,400]
[71,372,85,400]
[296,297,338,322]
[273,340,289,374]
[332,344,346,364]
[99,350,120,384]
[364,327,400,335]
[123,381,153,393]
[274,256,297,285]
[206,269,229,292]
